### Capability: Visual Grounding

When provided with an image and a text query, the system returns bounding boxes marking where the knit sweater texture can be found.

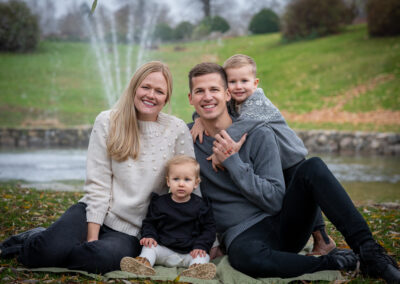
[189,119,285,249]
[227,88,308,170]
[80,110,195,237]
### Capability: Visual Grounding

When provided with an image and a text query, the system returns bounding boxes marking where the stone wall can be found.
[0,128,91,148]
[0,127,399,155]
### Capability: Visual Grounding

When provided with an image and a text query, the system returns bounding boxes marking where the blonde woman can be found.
[0,61,196,273]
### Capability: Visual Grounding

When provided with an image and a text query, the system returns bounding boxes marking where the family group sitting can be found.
[1,55,399,283]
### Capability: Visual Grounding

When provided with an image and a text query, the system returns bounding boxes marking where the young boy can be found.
[120,155,217,280]
[191,54,335,256]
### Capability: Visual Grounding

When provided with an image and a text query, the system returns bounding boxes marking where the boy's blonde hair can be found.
[223,54,257,77]
[166,155,200,180]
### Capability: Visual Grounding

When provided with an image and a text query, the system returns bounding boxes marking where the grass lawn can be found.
[0,185,398,283]
[0,24,399,132]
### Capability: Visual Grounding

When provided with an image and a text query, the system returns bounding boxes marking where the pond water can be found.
[0,149,399,204]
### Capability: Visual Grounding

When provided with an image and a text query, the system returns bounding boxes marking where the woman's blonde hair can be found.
[107,61,173,162]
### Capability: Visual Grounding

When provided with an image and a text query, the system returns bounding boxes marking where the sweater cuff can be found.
[86,211,106,225]
[222,153,243,174]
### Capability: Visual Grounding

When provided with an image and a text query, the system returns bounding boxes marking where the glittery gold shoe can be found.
[181,263,216,280]
[120,256,156,276]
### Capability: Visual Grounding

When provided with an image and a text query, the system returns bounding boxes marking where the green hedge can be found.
[0,0,40,52]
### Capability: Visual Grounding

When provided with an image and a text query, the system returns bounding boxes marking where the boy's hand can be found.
[190,249,207,258]
[140,237,158,248]
[190,118,209,143]
[213,130,247,163]
[207,153,225,172]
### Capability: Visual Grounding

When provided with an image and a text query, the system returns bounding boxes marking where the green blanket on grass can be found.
[18,255,344,284]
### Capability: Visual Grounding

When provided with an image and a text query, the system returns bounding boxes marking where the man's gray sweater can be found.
[189,119,285,249]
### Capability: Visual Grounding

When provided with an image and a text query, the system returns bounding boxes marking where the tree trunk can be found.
[201,0,211,17]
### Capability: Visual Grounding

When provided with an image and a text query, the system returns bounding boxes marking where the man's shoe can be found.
[0,227,45,259]
[328,248,359,271]
[359,240,400,283]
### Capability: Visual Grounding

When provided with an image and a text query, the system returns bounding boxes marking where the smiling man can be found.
[186,62,400,282]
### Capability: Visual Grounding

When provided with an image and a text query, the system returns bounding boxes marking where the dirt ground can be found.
[282,74,400,126]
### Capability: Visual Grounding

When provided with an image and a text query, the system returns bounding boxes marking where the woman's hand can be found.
[190,249,207,258]
[190,118,208,143]
[140,237,158,248]
[87,222,100,242]
[213,130,247,163]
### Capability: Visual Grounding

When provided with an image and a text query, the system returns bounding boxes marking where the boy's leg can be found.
[66,225,140,274]
[18,202,88,268]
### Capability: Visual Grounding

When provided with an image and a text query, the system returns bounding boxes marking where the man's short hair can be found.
[223,54,257,77]
[188,62,228,92]
[166,155,200,180]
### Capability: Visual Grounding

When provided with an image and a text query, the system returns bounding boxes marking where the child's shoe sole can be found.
[181,263,217,280]
[120,256,156,276]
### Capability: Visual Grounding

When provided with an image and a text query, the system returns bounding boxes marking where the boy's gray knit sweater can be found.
[188,119,285,249]
[228,88,307,170]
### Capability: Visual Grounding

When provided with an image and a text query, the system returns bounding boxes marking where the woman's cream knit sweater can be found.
[80,110,196,237]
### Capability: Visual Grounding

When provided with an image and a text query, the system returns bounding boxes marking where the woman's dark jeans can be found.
[228,157,373,278]
[18,202,141,274]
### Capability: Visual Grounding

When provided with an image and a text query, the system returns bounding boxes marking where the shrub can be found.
[249,8,280,34]
[154,23,175,42]
[282,0,354,41]
[367,0,400,37]
[192,21,211,39]
[0,0,40,52]
[193,16,230,38]
[174,21,194,40]
[210,16,230,33]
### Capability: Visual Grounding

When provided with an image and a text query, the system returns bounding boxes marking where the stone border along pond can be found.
[0,128,399,155]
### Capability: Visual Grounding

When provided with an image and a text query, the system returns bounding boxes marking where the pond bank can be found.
[1,127,399,155]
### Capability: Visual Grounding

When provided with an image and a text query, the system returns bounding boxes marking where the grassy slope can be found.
[0,24,399,131]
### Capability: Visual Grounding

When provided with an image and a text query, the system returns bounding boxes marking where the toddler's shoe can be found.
[120,256,155,276]
[181,263,217,280]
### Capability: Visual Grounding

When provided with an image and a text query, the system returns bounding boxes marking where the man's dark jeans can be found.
[228,157,372,278]
[18,202,141,274]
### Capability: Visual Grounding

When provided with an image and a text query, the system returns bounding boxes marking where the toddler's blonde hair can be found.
[166,155,200,180]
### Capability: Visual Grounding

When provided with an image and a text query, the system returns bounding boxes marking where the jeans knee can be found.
[298,157,327,178]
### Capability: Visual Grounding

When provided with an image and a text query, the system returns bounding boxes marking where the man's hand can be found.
[206,153,225,172]
[213,130,247,163]
[140,237,158,248]
[190,249,207,258]
[209,246,224,260]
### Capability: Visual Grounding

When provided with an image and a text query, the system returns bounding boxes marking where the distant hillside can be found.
[0,24,399,132]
